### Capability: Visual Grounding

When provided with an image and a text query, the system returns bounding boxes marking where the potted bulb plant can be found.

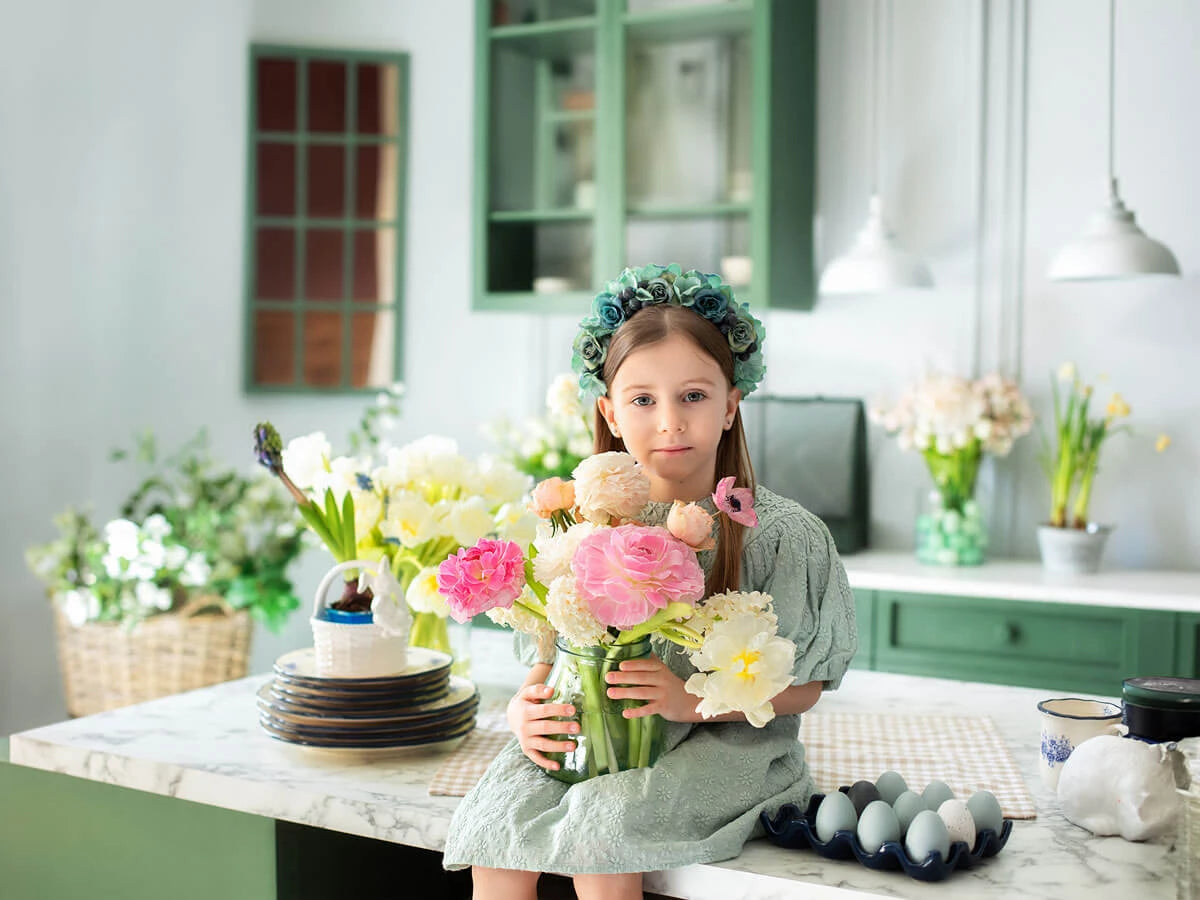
[1037,363,1169,574]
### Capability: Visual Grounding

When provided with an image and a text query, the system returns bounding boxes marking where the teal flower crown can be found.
[571,263,767,400]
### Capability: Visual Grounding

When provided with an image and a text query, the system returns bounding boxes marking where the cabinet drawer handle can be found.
[996,622,1021,644]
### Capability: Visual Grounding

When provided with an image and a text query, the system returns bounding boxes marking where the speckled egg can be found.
[856,800,901,854]
[966,790,1004,836]
[892,790,926,834]
[814,790,858,842]
[875,770,908,806]
[904,809,951,863]
[846,780,882,816]
[936,798,977,848]
[921,779,955,811]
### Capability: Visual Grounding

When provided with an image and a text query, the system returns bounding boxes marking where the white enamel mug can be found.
[1037,697,1126,790]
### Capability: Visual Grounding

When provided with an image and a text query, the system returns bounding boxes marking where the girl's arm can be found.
[506,662,581,771]
[605,658,824,724]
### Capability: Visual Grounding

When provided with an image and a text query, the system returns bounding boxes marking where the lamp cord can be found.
[1107,0,1116,186]
[870,0,881,196]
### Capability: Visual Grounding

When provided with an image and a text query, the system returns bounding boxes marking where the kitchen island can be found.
[4,628,1186,899]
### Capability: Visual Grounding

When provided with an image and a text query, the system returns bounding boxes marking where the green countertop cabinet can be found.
[851,589,1199,696]
[473,0,817,312]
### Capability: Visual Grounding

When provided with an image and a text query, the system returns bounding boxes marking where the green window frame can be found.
[243,44,409,394]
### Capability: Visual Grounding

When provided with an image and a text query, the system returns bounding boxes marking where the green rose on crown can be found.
[570,263,767,400]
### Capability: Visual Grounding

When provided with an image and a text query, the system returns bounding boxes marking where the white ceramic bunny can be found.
[1057,734,1188,841]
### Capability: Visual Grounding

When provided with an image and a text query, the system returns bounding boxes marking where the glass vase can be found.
[543,638,665,784]
[915,488,988,566]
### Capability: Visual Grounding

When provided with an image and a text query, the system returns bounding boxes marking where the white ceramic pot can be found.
[1036,523,1113,575]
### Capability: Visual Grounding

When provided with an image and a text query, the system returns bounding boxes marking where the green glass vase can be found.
[543,638,665,784]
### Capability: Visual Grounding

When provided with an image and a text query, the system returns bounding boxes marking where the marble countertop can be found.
[8,629,1186,899]
[842,550,1200,613]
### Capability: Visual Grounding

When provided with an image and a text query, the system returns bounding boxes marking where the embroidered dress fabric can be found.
[441,487,858,874]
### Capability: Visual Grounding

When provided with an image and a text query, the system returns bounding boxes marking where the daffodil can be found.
[1156,434,1171,453]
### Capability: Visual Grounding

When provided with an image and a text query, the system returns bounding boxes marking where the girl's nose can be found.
[658,405,685,432]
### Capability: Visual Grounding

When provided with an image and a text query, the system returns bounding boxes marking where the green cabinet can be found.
[473,0,817,312]
[852,590,1198,696]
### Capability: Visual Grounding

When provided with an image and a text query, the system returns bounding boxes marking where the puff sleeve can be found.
[744,504,858,690]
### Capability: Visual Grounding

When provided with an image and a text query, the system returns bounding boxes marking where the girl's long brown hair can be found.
[592,305,756,595]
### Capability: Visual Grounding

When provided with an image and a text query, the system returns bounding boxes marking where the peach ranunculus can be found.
[572,452,651,525]
[666,500,716,551]
[572,524,704,628]
[530,477,576,518]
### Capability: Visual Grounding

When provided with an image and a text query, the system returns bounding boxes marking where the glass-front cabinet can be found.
[474,0,817,312]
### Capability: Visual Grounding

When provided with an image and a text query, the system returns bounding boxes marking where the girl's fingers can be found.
[525,702,575,720]
[522,684,553,700]
[524,718,579,736]
[606,686,658,701]
[622,704,655,719]
[528,736,577,754]
[617,659,663,672]
[522,748,560,770]
[605,669,659,685]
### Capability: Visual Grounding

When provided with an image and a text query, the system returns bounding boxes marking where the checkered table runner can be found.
[428,711,512,797]
[428,710,1036,819]
[799,712,1036,819]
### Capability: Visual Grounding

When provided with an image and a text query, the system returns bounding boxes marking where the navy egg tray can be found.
[760,791,1014,883]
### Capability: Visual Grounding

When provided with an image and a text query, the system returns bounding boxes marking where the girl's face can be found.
[597,332,741,502]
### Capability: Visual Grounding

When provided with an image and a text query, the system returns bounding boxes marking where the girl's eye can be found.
[631,396,653,407]
[684,390,706,402]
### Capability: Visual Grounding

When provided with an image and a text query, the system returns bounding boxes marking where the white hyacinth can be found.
[545,574,611,648]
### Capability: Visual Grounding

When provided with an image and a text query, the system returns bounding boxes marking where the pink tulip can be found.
[436,539,526,623]
[572,525,704,628]
[713,476,758,528]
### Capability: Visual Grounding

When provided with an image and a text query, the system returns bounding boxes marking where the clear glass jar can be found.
[543,637,665,784]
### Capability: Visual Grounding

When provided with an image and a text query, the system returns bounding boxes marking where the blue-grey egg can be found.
[892,790,926,834]
[936,798,976,847]
[846,780,882,816]
[814,790,858,842]
[921,779,955,811]
[856,800,901,853]
[875,770,908,805]
[966,790,1003,836]
[904,809,951,863]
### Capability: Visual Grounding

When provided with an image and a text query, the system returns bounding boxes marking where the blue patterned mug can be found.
[1037,698,1126,790]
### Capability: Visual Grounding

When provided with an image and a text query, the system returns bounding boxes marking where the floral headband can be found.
[571,263,767,400]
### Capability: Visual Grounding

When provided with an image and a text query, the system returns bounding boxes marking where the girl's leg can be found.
[470,865,540,900]
[572,872,644,900]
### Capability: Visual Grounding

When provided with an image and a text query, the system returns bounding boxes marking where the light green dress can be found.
[441,486,858,875]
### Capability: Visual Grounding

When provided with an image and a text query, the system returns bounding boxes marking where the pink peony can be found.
[436,539,526,623]
[572,524,704,628]
[666,500,716,550]
[713,476,758,528]
[530,477,576,518]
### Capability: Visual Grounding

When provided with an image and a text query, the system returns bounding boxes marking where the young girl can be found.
[442,264,858,899]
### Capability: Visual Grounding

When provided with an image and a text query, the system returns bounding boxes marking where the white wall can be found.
[1,0,1197,736]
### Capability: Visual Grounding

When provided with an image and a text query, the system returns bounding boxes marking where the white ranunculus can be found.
[545,574,609,648]
[572,452,651,525]
[105,519,141,561]
[471,455,531,506]
[685,612,795,728]
[405,566,449,617]
[533,522,596,585]
[546,373,583,420]
[282,432,332,490]
[494,502,539,547]
[446,496,496,547]
[380,490,437,548]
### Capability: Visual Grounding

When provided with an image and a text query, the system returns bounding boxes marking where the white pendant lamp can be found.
[1048,0,1180,281]
[820,0,933,295]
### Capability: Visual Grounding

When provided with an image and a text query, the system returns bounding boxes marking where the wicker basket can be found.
[54,595,252,717]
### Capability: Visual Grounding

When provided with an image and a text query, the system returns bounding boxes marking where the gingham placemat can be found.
[799,712,1036,819]
[428,711,511,797]
[426,710,1036,819]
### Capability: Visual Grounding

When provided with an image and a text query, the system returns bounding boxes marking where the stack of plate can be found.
[257,646,478,751]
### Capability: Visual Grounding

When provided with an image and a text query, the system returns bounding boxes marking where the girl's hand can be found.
[604,657,698,723]
[506,682,579,771]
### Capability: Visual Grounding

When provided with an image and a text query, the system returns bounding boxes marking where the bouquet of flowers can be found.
[435,452,797,781]
[1040,363,1169,529]
[871,372,1033,565]
[254,423,538,655]
[484,373,595,481]
[27,430,304,631]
